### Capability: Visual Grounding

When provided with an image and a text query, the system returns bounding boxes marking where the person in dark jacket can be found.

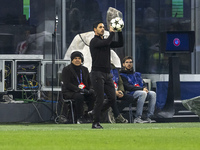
[89,21,123,129]
[62,51,95,124]
[120,56,156,123]
[109,64,136,123]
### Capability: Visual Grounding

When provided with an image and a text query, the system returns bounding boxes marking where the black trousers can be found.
[90,71,116,122]
[72,92,95,119]
[112,93,137,118]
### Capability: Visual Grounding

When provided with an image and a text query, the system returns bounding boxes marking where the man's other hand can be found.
[143,87,149,93]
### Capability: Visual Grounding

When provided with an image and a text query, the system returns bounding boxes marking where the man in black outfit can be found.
[89,21,123,129]
[62,51,95,124]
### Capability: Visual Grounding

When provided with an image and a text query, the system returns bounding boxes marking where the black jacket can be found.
[62,64,92,98]
[90,32,123,73]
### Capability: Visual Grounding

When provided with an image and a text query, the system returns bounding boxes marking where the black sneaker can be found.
[115,114,128,123]
[92,122,103,129]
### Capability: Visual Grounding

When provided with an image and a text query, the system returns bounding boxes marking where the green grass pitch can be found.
[0,123,200,150]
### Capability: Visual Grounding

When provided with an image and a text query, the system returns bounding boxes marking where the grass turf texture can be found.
[0,123,200,150]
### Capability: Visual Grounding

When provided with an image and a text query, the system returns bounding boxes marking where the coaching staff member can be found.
[89,21,123,129]
[62,51,95,124]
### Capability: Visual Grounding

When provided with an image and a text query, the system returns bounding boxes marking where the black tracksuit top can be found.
[89,32,123,73]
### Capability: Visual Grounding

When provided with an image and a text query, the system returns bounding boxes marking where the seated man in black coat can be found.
[62,51,95,124]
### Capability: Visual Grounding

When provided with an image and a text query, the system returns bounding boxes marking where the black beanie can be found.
[70,51,84,63]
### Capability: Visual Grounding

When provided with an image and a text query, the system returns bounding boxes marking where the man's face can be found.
[123,59,133,70]
[72,57,82,66]
[94,23,104,36]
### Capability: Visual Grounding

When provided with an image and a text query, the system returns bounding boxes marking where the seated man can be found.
[109,64,137,123]
[120,56,156,123]
[62,51,95,124]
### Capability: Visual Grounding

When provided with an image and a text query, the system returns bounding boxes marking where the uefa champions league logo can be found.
[173,38,181,47]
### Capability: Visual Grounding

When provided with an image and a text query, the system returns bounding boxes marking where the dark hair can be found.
[93,21,103,30]
[122,56,133,63]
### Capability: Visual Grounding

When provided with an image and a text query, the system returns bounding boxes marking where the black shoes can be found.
[89,110,103,129]
[92,122,103,129]
[115,114,128,123]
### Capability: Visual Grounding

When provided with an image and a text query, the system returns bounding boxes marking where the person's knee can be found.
[149,91,156,99]
[149,91,156,96]
[148,91,157,105]
[73,94,84,103]
[140,91,147,98]
[134,91,146,104]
